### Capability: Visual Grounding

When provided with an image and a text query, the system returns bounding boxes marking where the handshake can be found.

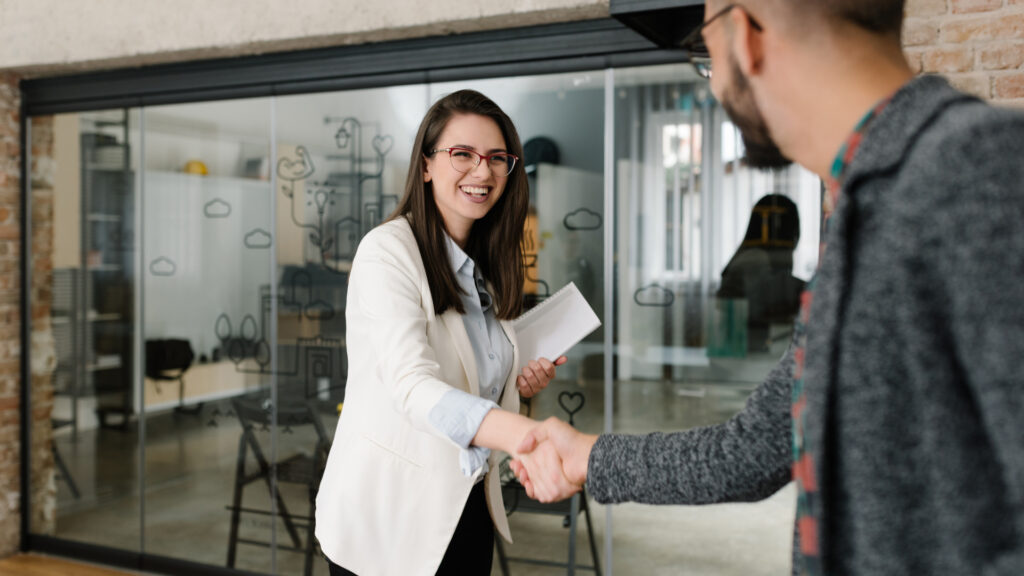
[509,417,600,503]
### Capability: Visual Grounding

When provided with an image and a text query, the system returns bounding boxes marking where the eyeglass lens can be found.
[448,149,516,176]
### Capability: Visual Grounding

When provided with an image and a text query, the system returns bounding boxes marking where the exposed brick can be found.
[941,13,1024,43]
[907,0,951,17]
[993,71,1024,96]
[923,46,975,72]
[978,41,1024,69]
[905,18,941,46]
[905,49,926,73]
[952,0,1005,14]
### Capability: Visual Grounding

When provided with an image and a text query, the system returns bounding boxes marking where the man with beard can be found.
[511,1,1024,574]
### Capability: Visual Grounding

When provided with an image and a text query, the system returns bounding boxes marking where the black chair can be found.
[495,391,602,576]
[226,394,331,576]
[145,338,198,415]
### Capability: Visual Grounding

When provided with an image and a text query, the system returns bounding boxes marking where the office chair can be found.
[145,338,199,415]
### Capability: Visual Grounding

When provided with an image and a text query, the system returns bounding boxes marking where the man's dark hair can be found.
[815,0,906,36]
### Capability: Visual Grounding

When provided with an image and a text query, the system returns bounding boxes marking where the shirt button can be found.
[491,387,497,395]
[488,353,495,360]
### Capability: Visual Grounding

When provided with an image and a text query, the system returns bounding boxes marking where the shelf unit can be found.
[74,111,136,429]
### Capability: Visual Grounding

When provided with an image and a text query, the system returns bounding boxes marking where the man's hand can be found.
[514,439,579,503]
[517,356,568,398]
[511,416,597,502]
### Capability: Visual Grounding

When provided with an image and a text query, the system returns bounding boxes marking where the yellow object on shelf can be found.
[184,160,208,175]
[337,402,344,414]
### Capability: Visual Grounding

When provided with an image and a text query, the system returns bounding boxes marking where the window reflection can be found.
[612,63,815,574]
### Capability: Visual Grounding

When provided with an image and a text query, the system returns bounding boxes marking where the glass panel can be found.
[27,63,819,576]
[139,98,274,569]
[270,85,428,575]
[611,63,820,574]
[428,72,609,575]
[30,109,141,550]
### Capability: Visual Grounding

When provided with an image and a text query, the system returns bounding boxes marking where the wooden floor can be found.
[0,554,137,576]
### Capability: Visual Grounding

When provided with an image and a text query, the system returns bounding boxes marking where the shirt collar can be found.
[822,95,894,216]
[444,233,473,278]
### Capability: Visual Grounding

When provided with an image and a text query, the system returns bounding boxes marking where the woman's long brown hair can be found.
[389,89,528,320]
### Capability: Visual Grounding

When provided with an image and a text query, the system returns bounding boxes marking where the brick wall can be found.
[0,74,57,555]
[905,0,1024,104]
[28,116,57,538]
[0,73,22,555]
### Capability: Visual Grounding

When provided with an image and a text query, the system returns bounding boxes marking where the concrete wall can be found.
[0,0,609,76]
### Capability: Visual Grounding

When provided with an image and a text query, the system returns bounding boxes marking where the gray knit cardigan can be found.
[587,76,1024,576]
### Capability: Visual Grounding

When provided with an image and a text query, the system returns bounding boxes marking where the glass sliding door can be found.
[609,63,819,575]
[26,61,819,576]
[269,85,427,575]
[139,98,277,570]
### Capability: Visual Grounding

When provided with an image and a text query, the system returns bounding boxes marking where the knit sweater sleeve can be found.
[586,346,794,505]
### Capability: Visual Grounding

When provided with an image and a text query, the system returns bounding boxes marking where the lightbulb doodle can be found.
[276,117,395,274]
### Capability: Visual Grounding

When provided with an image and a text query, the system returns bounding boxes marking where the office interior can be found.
[25,61,820,575]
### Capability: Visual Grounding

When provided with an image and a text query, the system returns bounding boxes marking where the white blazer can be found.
[315,217,521,576]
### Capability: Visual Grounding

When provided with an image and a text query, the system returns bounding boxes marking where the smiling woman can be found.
[424,114,516,247]
[314,89,566,576]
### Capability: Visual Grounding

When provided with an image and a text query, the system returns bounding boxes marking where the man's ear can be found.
[729,8,764,77]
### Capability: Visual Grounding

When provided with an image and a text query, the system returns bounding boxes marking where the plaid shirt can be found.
[792,97,892,575]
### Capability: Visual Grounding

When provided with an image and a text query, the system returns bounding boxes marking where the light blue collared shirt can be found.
[427,235,514,477]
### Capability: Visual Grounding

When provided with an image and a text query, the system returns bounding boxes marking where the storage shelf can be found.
[85,163,132,173]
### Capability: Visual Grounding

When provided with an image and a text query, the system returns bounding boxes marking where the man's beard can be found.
[720,55,792,170]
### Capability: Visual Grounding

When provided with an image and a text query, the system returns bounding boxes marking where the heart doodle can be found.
[557,391,585,421]
[372,135,394,156]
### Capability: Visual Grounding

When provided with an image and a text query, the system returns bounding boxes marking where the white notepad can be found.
[513,282,601,370]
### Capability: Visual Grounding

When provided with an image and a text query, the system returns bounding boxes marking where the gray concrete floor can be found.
[48,371,794,576]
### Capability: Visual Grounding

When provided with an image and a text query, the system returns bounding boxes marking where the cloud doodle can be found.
[563,208,602,231]
[244,229,273,249]
[634,284,675,307]
[149,257,177,277]
[204,198,232,218]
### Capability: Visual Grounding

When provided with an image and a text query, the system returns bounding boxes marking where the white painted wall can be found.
[0,0,609,76]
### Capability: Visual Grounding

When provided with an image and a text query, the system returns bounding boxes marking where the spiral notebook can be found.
[513,282,601,370]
